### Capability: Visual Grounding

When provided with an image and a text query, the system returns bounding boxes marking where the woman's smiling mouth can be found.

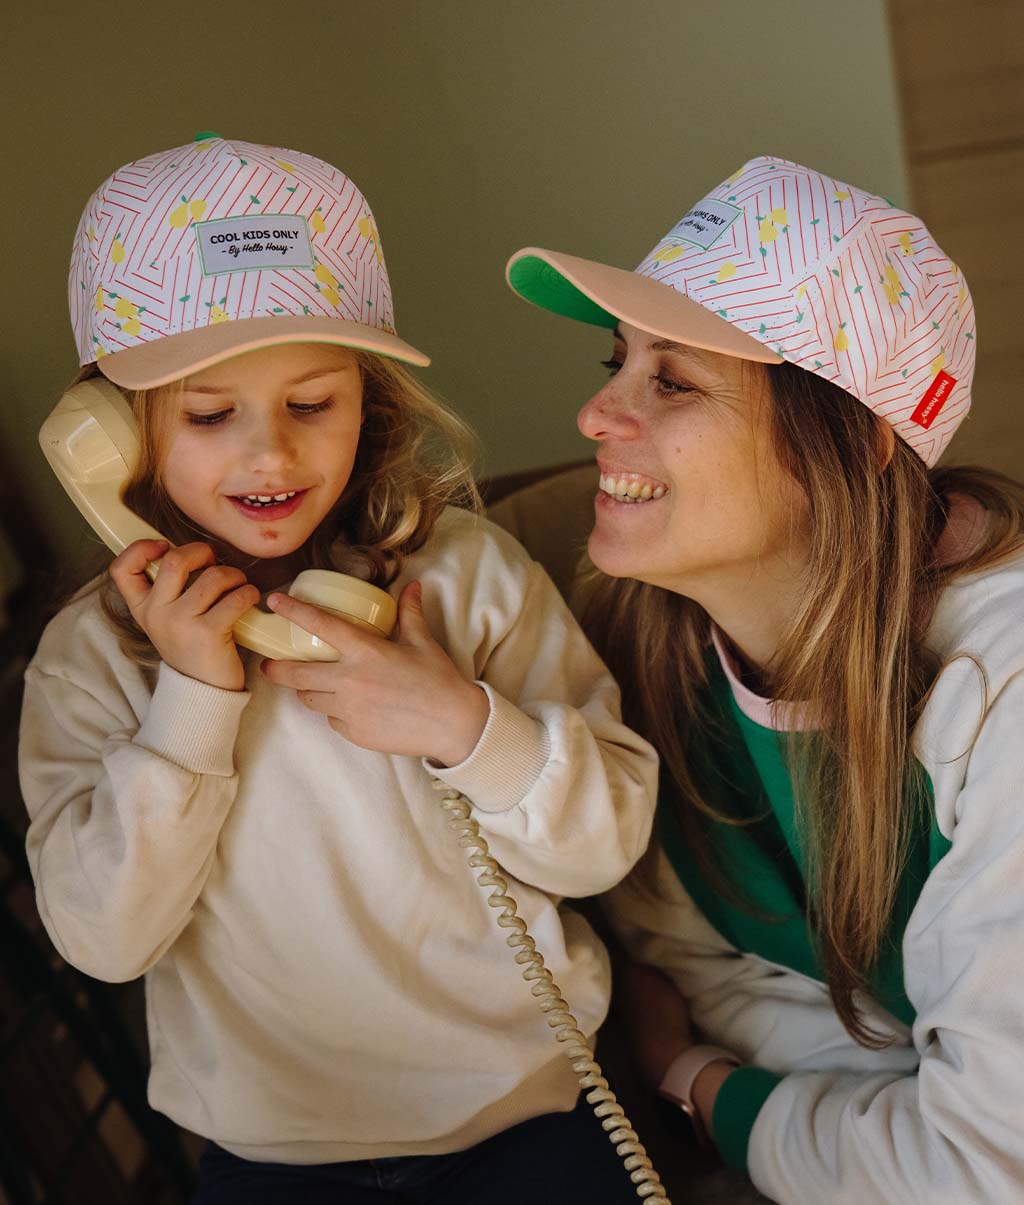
[597,470,668,503]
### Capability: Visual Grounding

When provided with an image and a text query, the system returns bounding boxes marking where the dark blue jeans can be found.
[191,1092,645,1203]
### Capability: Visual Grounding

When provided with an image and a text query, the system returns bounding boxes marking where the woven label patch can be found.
[195,215,314,276]
[911,370,957,429]
[664,198,742,250]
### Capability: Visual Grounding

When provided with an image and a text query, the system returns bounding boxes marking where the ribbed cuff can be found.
[425,682,549,813]
[135,663,250,776]
[712,1066,784,1172]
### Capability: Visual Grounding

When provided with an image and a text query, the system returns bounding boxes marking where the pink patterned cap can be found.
[507,155,975,466]
[70,133,428,390]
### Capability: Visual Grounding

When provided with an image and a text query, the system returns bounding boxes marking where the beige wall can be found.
[2,0,912,563]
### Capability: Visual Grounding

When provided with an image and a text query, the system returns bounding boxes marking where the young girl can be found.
[18,135,658,1204]
[506,155,1024,1202]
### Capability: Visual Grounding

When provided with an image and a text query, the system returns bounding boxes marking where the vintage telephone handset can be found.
[39,377,671,1202]
[39,376,397,655]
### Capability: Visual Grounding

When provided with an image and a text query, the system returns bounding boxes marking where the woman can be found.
[504,155,1024,1203]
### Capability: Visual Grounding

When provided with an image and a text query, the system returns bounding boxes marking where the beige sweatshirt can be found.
[19,508,658,1163]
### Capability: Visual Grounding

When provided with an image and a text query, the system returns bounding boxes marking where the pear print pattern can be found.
[652,244,684,263]
[580,153,974,466]
[169,196,208,228]
[357,215,384,265]
[67,136,411,374]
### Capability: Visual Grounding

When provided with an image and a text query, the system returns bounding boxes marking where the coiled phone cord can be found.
[433,779,671,1202]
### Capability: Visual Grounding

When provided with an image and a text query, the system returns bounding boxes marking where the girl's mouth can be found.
[229,489,308,521]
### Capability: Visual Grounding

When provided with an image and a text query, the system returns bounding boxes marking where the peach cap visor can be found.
[97,316,430,390]
[505,247,782,364]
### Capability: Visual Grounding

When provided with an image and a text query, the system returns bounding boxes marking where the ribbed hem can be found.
[425,682,549,813]
[135,663,250,775]
[713,1066,784,1172]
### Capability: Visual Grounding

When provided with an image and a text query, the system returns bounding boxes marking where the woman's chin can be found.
[587,530,644,580]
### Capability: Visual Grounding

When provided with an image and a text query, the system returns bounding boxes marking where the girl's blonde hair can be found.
[582,361,1024,1045]
[73,351,481,662]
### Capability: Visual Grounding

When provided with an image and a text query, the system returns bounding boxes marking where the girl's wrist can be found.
[435,683,490,767]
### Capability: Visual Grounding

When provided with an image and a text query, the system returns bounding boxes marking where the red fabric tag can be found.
[911,370,957,429]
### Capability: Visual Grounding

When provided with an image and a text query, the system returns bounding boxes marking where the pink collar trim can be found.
[710,626,817,733]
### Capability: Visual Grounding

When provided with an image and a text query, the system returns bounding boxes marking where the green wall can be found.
[1,0,909,562]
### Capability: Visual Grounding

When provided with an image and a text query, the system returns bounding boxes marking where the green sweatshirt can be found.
[658,636,951,1167]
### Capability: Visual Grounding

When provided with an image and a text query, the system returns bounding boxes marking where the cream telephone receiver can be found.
[39,376,672,1201]
[38,377,397,657]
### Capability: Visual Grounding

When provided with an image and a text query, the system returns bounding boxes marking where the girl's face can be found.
[161,343,363,571]
[577,322,810,598]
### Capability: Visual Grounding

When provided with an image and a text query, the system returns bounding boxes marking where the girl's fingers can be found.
[259,658,337,692]
[109,539,170,608]
[182,564,251,615]
[147,542,217,606]
[204,583,263,631]
[294,689,336,715]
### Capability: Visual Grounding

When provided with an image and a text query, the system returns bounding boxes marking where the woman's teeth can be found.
[240,491,297,507]
[599,474,667,503]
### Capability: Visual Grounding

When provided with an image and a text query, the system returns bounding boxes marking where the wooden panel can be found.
[911,147,1024,357]
[889,0,1024,473]
[902,140,1024,474]
[947,348,1024,476]
[888,0,1024,158]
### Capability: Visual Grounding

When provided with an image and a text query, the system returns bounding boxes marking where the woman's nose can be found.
[577,380,642,442]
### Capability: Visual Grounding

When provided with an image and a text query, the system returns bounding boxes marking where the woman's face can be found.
[577,322,810,598]
[160,343,364,568]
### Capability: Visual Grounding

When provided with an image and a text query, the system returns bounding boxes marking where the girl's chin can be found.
[212,530,311,565]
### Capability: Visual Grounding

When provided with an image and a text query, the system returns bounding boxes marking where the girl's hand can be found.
[618,960,695,1089]
[259,581,490,765]
[109,539,259,692]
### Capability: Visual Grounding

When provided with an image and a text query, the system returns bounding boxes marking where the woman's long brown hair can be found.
[583,362,1024,1044]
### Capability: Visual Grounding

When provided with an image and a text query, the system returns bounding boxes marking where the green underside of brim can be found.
[508,256,617,330]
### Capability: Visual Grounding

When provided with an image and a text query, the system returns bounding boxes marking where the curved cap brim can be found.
[506,247,782,364]
[97,315,430,390]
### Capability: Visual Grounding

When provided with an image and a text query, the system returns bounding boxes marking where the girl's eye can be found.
[186,409,231,426]
[600,358,623,376]
[184,399,334,426]
[288,399,333,416]
[650,374,695,399]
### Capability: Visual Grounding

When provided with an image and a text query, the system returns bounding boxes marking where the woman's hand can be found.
[618,960,736,1139]
[259,581,490,765]
[109,539,259,692]
[618,960,695,1088]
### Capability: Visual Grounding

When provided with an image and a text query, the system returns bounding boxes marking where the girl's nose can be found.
[577,380,642,442]
[244,413,297,471]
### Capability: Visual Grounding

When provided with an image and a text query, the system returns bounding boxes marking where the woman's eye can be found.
[289,399,333,416]
[186,409,231,426]
[599,358,623,376]
[650,374,694,399]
